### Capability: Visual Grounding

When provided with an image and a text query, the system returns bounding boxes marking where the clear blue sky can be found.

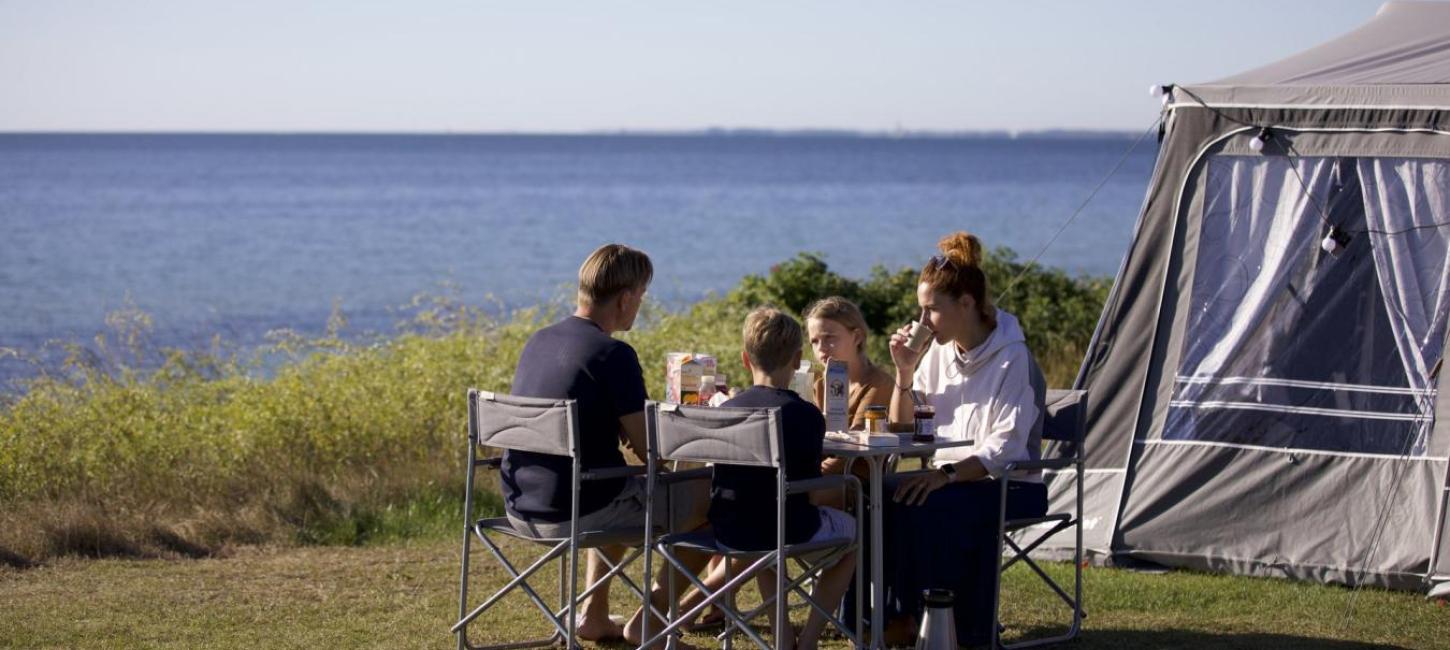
[0,0,1394,133]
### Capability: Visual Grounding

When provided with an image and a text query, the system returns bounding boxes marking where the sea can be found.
[0,133,1158,386]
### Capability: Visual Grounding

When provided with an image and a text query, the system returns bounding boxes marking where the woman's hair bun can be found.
[938,231,984,267]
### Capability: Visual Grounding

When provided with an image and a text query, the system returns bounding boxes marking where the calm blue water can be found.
[0,133,1157,383]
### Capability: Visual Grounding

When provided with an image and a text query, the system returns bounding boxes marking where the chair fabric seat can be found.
[475,517,648,547]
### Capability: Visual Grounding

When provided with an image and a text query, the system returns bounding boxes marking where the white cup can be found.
[905,320,934,353]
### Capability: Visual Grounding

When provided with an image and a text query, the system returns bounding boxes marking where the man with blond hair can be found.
[503,243,705,644]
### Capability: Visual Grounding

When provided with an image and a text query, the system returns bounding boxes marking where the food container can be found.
[665,353,717,405]
[913,403,937,443]
[863,405,888,434]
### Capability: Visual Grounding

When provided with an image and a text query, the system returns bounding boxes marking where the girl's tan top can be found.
[815,362,896,430]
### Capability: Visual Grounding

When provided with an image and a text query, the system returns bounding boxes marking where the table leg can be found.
[869,456,884,650]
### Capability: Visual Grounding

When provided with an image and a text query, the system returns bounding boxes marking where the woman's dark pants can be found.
[871,476,1048,645]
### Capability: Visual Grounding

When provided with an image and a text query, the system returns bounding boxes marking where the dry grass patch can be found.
[2,538,1445,649]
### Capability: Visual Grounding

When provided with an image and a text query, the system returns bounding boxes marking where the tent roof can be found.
[1177,2,1450,108]
[1210,1,1450,86]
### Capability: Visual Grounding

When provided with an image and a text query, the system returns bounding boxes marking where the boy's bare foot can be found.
[575,613,625,641]
[685,607,726,632]
[623,615,702,650]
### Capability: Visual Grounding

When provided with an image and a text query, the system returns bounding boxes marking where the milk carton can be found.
[822,359,849,432]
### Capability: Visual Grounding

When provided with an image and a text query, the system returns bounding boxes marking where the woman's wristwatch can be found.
[939,462,958,482]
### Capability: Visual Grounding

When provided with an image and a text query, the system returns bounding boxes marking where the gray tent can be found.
[1041,1,1450,595]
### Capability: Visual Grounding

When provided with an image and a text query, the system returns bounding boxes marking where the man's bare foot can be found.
[575,613,625,641]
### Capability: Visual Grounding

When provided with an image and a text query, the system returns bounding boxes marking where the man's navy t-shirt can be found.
[709,385,824,550]
[502,316,648,523]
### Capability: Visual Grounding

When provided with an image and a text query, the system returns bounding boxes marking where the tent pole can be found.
[1425,341,1449,596]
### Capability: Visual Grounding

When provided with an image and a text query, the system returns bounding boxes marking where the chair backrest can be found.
[469,389,579,457]
[646,401,781,468]
[1042,389,1088,457]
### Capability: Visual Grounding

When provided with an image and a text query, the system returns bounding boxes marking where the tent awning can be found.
[1176,1,1450,109]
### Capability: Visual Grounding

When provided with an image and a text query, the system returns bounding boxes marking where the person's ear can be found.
[791,348,802,367]
[741,350,753,373]
[959,293,976,314]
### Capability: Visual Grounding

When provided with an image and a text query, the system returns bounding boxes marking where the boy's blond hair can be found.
[742,307,803,374]
[578,244,653,307]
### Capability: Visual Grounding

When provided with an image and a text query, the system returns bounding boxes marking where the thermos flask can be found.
[914,588,958,650]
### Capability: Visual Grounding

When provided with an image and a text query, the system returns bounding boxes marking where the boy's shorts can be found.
[800,506,857,568]
[808,505,857,543]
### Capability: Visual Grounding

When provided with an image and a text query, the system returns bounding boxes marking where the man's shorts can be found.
[507,474,710,539]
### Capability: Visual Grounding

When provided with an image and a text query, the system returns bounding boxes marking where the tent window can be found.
[1165,155,1446,456]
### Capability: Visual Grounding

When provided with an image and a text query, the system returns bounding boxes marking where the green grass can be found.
[1,537,1444,649]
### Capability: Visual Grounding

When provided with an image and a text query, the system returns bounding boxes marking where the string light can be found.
[1321,225,1352,255]
[1249,127,1272,153]
[1149,84,1173,106]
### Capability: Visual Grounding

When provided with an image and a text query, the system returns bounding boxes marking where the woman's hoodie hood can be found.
[954,309,1027,374]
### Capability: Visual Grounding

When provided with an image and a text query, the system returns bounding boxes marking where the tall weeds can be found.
[0,251,1107,565]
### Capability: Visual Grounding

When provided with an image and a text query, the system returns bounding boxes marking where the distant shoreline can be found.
[0,128,1145,140]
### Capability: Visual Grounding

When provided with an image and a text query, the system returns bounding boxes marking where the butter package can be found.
[822,359,849,432]
[665,352,718,405]
[864,433,901,447]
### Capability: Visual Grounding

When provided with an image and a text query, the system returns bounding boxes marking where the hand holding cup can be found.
[889,318,933,372]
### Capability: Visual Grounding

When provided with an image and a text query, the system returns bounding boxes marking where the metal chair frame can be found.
[990,388,1088,649]
[640,401,866,650]
[453,389,652,650]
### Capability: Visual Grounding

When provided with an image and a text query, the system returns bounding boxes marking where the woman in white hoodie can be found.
[878,231,1048,647]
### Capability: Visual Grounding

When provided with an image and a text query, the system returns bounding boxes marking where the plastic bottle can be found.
[698,374,717,406]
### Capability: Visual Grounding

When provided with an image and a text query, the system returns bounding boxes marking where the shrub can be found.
[725,249,1109,385]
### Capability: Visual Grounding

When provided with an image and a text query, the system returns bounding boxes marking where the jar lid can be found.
[865,405,888,414]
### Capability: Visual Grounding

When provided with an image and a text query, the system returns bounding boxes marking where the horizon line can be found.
[0,126,1147,139]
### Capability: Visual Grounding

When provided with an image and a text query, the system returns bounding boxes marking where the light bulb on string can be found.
[1321,225,1351,255]
[1249,127,1272,153]
[1150,84,1172,106]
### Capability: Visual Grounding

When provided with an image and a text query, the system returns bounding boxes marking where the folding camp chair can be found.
[453,389,652,650]
[639,401,865,650]
[991,388,1088,649]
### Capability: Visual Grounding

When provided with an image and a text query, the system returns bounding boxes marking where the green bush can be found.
[724,249,1110,385]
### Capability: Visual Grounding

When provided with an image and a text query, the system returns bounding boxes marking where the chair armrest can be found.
[580,465,649,481]
[1005,457,1078,472]
[475,457,502,469]
[654,467,713,485]
[787,474,861,495]
[890,468,939,480]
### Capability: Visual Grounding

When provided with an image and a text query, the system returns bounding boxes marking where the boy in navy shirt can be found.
[693,307,858,650]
